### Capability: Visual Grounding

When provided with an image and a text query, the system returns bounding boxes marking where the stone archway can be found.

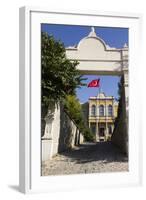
[66,27,129,154]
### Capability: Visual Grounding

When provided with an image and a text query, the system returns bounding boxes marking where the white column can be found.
[105,99,108,140]
[96,122,99,142]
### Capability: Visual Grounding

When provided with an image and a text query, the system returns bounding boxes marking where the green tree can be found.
[113,76,123,131]
[41,32,85,136]
[64,95,83,123]
[41,32,85,108]
[64,95,94,141]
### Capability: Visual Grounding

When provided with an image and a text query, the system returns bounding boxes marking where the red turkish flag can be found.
[87,79,100,87]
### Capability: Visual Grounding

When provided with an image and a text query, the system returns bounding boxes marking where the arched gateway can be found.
[66,27,129,153]
[42,27,129,162]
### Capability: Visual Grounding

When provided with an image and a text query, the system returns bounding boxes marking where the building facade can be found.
[89,92,118,142]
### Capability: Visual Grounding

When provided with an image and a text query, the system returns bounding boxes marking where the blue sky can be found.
[76,75,120,103]
[41,24,128,103]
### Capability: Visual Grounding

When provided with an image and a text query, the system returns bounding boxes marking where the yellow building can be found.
[89,92,118,142]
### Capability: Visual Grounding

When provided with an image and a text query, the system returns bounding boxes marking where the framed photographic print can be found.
[19,7,142,193]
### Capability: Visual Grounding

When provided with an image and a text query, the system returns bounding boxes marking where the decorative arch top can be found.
[65,27,128,75]
[66,27,122,61]
[77,27,108,51]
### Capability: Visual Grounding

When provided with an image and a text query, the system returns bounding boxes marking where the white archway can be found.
[65,27,129,153]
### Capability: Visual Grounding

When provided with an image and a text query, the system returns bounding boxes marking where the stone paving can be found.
[42,142,128,176]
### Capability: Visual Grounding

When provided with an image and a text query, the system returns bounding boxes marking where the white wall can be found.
[0,0,145,199]
[42,105,84,161]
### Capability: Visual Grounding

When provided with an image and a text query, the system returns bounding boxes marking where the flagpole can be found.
[87,78,100,142]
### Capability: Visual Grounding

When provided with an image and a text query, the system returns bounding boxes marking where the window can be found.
[91,105,96,116]
[90,123,96,134]
[108,105,113,116]
[99,105,104,116]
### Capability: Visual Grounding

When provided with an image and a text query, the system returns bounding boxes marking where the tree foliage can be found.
[64,95,94,141]
[41,32,85,108]
[64,95,83,123]
[113,76,123,130]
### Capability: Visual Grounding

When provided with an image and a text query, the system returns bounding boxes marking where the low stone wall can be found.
[41,104,84,161]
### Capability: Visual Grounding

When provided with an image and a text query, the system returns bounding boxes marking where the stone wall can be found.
[58,105,84,151]
[42,104,84,161]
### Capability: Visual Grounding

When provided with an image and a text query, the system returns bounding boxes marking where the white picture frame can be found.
[19,6,142,194]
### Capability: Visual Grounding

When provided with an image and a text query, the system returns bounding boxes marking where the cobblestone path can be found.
[42,142,128,176]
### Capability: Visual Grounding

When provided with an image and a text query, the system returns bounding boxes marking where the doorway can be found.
[99,127,105,141]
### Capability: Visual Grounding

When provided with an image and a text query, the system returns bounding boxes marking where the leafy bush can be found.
[83,128,95,142]
[64,95,94,141]
[64,95,83,125]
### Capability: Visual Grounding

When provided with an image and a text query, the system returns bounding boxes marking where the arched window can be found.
[91,105,96,116]
[108,105,113,116]
[99,105,104,116]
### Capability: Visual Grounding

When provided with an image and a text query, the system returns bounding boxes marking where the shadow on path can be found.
[59,141,128,164]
